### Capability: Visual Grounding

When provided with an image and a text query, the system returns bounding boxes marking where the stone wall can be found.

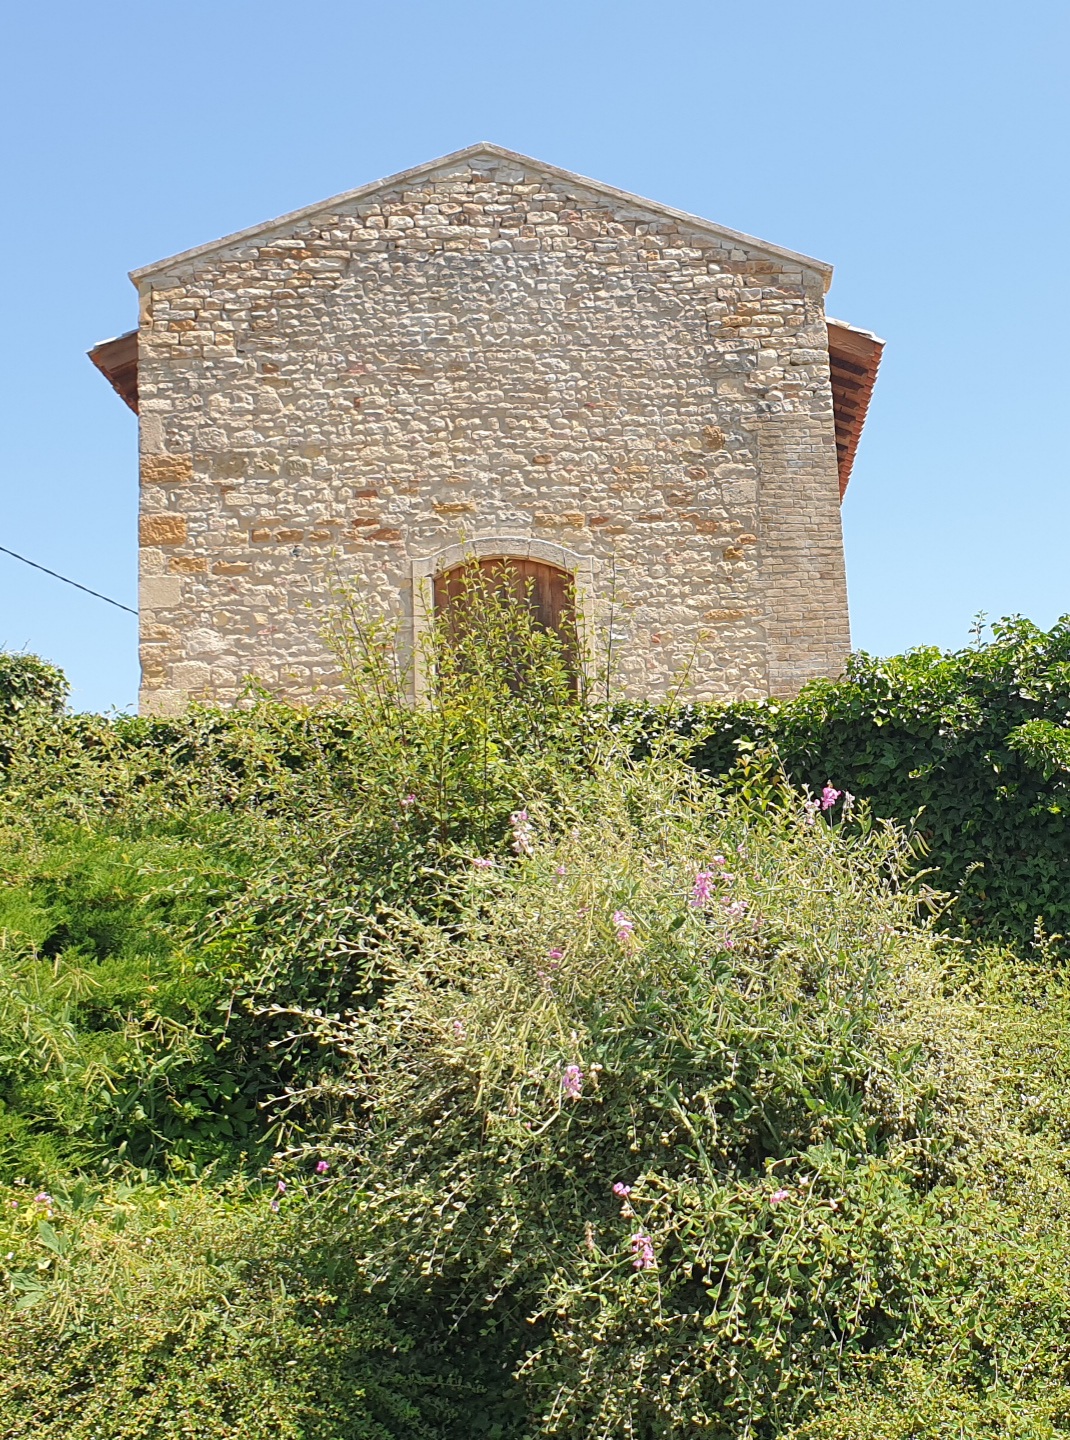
[134,148,849,714]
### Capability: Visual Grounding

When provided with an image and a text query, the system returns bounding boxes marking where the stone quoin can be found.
[89,143,882,715]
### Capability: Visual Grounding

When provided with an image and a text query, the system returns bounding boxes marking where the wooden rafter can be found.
[88,330,139,413]
[827,319,883,498]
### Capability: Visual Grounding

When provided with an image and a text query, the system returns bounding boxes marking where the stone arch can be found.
[411,536,595,700]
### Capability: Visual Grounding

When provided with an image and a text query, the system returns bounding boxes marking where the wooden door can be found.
[433,558,575,638]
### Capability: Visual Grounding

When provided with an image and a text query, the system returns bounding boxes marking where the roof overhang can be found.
[88,329,138,413]
[827,319,883,496]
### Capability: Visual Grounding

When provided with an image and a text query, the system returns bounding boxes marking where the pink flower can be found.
[690,869,715,908]
[629,1230,656,1270]
[820,784,842,812]
[547,948,564,961]
[613,910,635,946]
[612,1182,632,1198]
[270,1197,281,1212]
[555,864,567,876]
[400,792,416,808]
[770,1188,790,1204]
[276,1180,286,1194]
[723,898,749,919]
[452,1019,466,1039]
[803,798,820,826]
[315,1160,330,1174]
[562,1064,583,1101]
[472,856,495,869]
[34,1193,52,1206]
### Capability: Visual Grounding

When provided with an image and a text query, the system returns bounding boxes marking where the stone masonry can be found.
[124,143,856,714]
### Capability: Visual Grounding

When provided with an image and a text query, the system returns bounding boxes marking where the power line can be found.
[0,544,138,617]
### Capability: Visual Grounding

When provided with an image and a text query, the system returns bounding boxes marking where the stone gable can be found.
[126,146,854,713]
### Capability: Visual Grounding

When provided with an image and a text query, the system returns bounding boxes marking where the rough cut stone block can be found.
[171,661,212,689]
[141,454,194,485]
[139,514,187,546]
[140,576,183,609]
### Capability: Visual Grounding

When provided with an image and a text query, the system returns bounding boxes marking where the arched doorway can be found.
[432,557,578,688]
[410,541,594,702]
[432,557,575,637]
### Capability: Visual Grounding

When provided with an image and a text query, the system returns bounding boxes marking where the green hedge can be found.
[7,615,1070,950]
[622,616,1070,947]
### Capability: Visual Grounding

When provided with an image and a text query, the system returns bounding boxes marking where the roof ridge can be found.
[128,142,833,287]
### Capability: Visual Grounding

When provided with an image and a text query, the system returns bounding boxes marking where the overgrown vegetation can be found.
[628,615,1070,946]
[1,591,1069,1436]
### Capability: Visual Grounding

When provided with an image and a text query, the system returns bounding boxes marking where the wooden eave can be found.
[827,319,883,497]
[88,317,883,501]
[88,330,138,413]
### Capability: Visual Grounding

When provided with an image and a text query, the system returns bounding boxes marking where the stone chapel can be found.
[89,143,882,715]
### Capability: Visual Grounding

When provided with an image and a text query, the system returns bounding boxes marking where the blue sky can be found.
[2,0,1067,712]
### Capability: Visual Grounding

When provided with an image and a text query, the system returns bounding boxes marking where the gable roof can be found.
[128,142,834,287]
[95,145,879,494]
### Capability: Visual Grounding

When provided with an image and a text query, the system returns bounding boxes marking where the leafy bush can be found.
[0,820,272,1178]
[0,593,592,1434]
[0,1178,510,1439]
[625,616,1070,946]
[0,652,67,719]
[794,948,1070,1436]
[298,749,1070,1436]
